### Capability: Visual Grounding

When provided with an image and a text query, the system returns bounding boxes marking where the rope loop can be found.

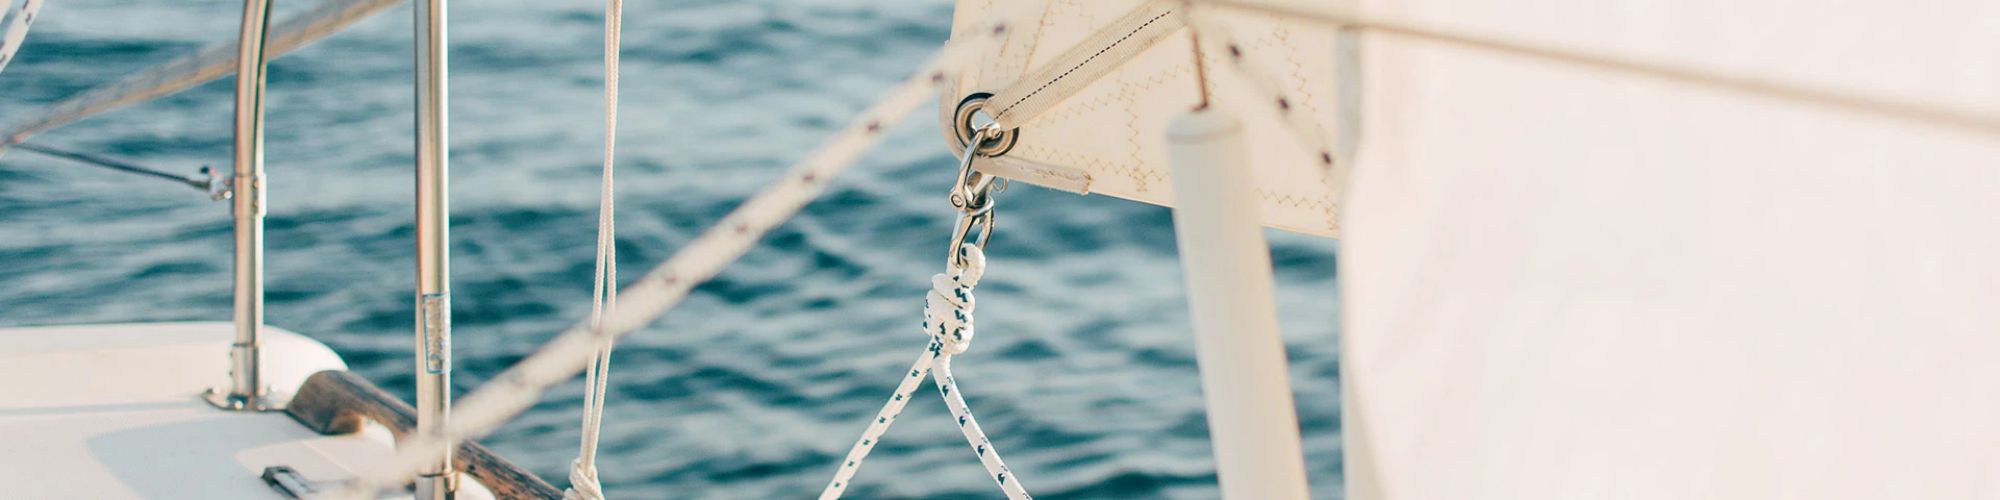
[563,459,604,500]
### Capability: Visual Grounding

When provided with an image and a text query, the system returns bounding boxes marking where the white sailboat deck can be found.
[0,322,493,499]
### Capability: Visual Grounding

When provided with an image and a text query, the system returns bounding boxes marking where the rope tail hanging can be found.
[567,0,622,498]
[819,128,1032,500]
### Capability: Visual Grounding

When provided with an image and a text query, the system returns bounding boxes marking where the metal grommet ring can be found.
[954,93,1019,157]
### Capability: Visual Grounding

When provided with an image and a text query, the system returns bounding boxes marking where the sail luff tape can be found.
[983,1,1187,130]
[2,0,400,145]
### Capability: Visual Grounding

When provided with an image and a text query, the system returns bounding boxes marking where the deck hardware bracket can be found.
[205,167,234,201]
[421,292,451,375]
[262,466,319,498]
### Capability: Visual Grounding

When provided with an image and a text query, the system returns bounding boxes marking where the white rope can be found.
[327,22,1012,498]
[820,244,1032,500]
[0,0,45,77]
[565,0,621,498]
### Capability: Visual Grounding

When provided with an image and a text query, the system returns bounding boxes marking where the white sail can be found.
[1340,1,2000,499]
[943,0,1345,237]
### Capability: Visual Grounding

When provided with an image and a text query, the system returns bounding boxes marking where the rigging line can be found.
[0,0,46,76]
[566,0,621,498]
[9,142,212,192]
[1183,2,1211,110]
[1192,0,2000,139]
[327,21,1014,499]
[0,0,402,147]
[1186,25,1210,109]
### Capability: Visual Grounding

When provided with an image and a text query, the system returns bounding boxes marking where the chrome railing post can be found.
[205,0,279,412]
[412,0,457,496]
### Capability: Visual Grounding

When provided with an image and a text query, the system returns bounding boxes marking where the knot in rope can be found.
[820,241,1030,500]
[563,458,604,500]
[925,244,986,355]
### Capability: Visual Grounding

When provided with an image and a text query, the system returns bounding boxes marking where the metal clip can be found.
[947,205,996,267]
[204,166,234,201]
[947,126,1002,266]
[948,126,1000,213]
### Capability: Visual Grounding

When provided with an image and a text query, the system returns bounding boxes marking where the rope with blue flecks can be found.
[819,244,1032,500]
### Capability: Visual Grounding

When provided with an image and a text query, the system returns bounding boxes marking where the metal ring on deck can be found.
[953,93,1018,157]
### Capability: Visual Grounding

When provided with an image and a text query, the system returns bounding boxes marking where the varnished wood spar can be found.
[286,370,564,499]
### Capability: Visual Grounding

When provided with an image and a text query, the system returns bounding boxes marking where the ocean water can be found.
[0,1,1340,498]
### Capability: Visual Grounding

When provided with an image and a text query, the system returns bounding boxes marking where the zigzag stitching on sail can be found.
[1029,75,1138,124]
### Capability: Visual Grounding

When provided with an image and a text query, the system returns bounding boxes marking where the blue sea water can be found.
[0,1,1340,498]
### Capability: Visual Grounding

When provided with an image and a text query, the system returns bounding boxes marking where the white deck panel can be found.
[0,322,494,499]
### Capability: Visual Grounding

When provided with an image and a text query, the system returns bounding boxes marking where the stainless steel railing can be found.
[412,0,458,496]
[204,0,279,413]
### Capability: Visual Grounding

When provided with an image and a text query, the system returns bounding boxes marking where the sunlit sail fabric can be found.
[1340,1,2000,499]
[943,0,1344,237]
